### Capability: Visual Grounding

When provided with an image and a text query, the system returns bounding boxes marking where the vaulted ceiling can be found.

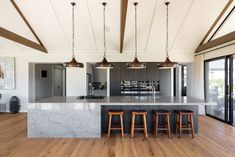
[0,0,230,56]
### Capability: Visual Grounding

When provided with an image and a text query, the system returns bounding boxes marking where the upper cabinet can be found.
[116,62,159,81]
[146,63,159,81]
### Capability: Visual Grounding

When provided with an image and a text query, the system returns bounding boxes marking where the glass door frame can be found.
[204,55,233,125]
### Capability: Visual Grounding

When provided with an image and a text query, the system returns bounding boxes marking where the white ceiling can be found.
[0,0,229,56]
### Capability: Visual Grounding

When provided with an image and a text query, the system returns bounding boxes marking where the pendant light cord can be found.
[166,2,169,57]
[71,2,75,58]
[134,2,138,58]
[103,2,107,58]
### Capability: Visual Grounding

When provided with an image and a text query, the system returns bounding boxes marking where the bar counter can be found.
[28,96,216,138]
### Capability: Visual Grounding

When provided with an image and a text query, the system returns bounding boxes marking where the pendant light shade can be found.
[65,56,84,67]
[95,57,114,69]
[126,2,146,69]
[95,2,114,69]
[65,2,84,68]
[126,57,146,69]
[159,2,177,69]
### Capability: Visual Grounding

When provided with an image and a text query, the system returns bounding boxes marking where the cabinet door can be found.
[146,63,154,81]
[110,63,121,96]
[134,69,146,81]
[120,63,134,80]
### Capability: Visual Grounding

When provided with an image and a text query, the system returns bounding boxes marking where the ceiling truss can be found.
[0,0,47,53]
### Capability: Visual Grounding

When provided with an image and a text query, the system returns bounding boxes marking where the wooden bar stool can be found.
[131,111,148,138]
[175,110,195,138]
[108,111,124,138]
[154,110,171,138]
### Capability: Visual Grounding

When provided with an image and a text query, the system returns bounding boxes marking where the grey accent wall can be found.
[35,64,53,100]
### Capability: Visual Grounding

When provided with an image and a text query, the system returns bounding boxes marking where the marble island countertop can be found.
[28,96,215,138]
[30,96,216,106]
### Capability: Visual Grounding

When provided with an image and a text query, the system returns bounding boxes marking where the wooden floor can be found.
[0,114,235,157]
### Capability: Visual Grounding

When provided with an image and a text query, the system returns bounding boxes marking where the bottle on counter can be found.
[156,81,160,91]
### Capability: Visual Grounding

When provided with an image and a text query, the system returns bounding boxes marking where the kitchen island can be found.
[28,96,216,138]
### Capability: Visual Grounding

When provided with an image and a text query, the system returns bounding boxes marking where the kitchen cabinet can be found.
[110,62,161,96]
[110,63,121,96]
[146,63,159,81]
[133,69,146,81]
[120,63,134,80]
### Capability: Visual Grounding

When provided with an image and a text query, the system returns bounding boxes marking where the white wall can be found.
[66,67,86,96]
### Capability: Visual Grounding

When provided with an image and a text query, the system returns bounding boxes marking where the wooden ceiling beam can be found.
[196,0,234,50]
[0,0,47,53]
[120,0,128,53]
[195,30,235,53]
[0,27,47,53]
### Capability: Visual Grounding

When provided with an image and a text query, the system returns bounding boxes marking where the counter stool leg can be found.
[175,113,179,134]
[191,114,195,138]
[179,113,182,138]
[108,114,112,138]
[165,116,168,135]
[120,114,124,137]
[187,114,190,135]
[167,114,171,138]
[155,114,159,138]
[131,115,135,138]
[143,115,148,138]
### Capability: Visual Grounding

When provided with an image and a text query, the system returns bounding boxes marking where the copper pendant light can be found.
[126,2,146,69]
[95,2,114,69]
[159,2,177,69]
[65,2,84,68]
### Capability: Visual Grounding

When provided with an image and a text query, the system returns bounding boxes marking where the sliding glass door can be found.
[205,56,233,124]
[205,58,226,121]
[233,56,235,125]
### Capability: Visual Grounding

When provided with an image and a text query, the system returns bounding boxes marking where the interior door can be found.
[53,66,64,96]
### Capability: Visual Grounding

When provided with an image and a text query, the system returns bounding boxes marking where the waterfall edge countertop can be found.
[30,96,216,106]
[27,96,216,138]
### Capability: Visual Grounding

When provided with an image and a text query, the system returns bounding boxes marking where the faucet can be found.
[151,82,156,100]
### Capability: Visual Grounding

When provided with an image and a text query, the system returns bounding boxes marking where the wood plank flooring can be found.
[0,113,235,157]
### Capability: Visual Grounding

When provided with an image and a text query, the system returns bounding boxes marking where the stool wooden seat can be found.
[131,111,148,138]
[175,110,195,138]
[154,110,171,138]
[108,111,124,138]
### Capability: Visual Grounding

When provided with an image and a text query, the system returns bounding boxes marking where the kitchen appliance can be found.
[78,95,105,99]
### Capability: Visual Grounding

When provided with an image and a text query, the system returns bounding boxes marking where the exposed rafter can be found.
[120,0,128,53]
[195,31,235,53]
[0,27,47,52]
[0,0,47,53]
[196,0,234,52]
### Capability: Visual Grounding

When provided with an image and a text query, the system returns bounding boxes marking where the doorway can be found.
[28,64,66,101]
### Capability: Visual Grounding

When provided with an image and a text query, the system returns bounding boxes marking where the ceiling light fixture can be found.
[65,2,84,68]
[95,2,114,69]
[126,2,146,69]
[158,2,177,69]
